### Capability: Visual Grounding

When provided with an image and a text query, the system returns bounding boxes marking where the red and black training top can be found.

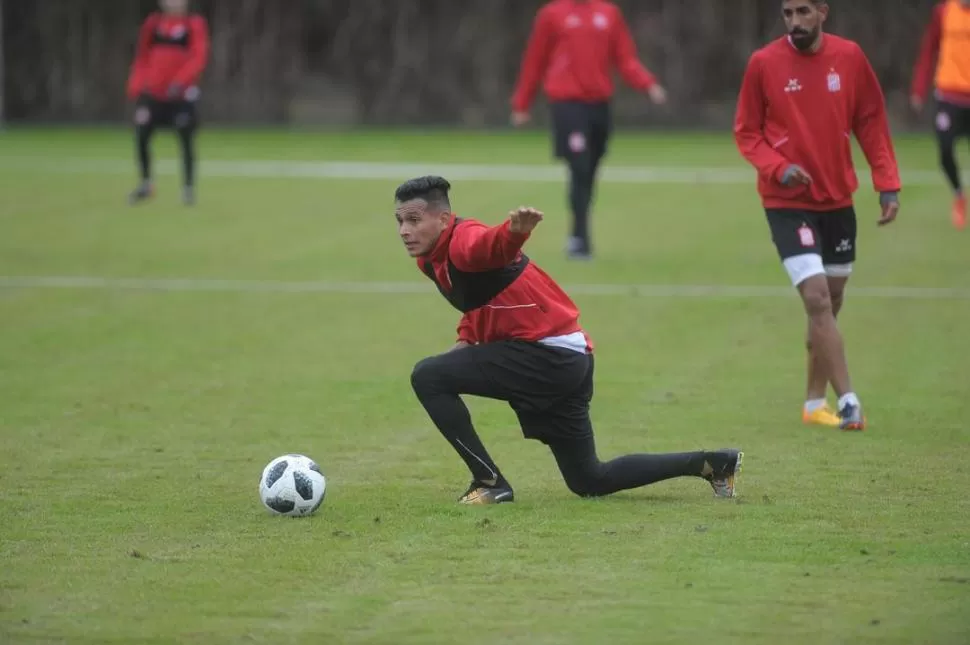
[127,12,210,101]
[418,215,592,352]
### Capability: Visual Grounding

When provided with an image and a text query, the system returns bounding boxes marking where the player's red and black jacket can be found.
[418,215,592,352]
[511,0,657,112]
[127,12,210,101]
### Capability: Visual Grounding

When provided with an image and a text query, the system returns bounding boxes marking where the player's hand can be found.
[781,164,812,187]
[511,111,531,127]
[878,192,900,227]
[509,206,543,234]
[910,95,924,113]
[647,84,668,105]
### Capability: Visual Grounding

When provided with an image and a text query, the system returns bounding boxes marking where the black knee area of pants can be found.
[561,461,612,498]
[550,437,611,497]
[410,356,445,396]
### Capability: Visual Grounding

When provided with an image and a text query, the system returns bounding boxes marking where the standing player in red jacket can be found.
[126,0,209,206]
[510,0,667,260]
[910,0,970,229]
[734,0,901,431]
[396,176,743,504]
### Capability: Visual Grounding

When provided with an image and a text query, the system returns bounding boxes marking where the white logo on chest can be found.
[784,78,802,93]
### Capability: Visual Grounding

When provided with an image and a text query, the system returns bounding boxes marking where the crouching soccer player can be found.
[126,0,209,206]
[396,176,743,504]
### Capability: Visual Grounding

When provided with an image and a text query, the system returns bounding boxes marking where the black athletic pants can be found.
[550,101,612,251]
[410,341,711,497]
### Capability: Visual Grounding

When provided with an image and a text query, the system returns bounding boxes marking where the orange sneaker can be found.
[953,195,966,230]
[802,404,841,427]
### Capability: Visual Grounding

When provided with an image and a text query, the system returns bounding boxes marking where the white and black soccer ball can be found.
[258,454,327,517]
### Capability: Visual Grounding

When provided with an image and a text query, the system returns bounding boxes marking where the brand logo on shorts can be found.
[835,238,852,253]
[937,111,952,132]
[568,132,587,153]
[827,69,841,92]
[798,224,816,248]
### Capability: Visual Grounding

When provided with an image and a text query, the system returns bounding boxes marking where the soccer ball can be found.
[258,454,327,517]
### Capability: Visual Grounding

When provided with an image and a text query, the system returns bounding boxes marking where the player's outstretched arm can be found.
[449,208,541,272]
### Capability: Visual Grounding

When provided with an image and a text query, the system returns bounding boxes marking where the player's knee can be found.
[563,464,610,498]
[829,289,845,314]
[410,356,443,394]
[802,285,833,318]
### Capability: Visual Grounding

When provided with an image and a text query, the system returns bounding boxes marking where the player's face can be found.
[160,0,189,15]
[395,200,451,257]
[782,1,828,51]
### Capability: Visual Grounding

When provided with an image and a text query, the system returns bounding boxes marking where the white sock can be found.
[804,398,827,413]
[837,392,860,410]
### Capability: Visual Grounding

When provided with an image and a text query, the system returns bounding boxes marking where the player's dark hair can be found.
[395,176,451,210]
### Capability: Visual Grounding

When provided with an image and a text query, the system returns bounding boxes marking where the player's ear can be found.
[817,2,829,23]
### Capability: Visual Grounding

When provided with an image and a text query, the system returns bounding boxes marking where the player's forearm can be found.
[619,61,656,91]
[735,134,790,182]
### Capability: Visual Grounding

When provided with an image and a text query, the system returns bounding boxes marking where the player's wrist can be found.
[879,191,899,206]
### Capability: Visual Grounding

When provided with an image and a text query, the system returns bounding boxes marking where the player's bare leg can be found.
[798,274,864,430]
[803,276,847,426]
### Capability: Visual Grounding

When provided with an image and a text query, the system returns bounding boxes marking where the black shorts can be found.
[934,100,970,141]
[134,95,199,129]
[765,207,857,272]
[550,101,611,161]
[413,341,594,443]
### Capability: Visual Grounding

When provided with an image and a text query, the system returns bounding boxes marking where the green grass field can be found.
[0,128,968,645]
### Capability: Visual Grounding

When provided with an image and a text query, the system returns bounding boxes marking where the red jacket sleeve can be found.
[853,46,902,193]
[511,7,556,113]
[456,316,476,344]
[126,15,158,99]
[171,16,210,89]
[733,53,792,184]
[911,4,944,102]
[609,9,656,91]
[449,220,531,272]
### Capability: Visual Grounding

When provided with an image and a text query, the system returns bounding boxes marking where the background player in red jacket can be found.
[510,0,667,260]
[396,175,742,504]
[126,0,209,206]
[910,0,970,229]
[734,0,901,431]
